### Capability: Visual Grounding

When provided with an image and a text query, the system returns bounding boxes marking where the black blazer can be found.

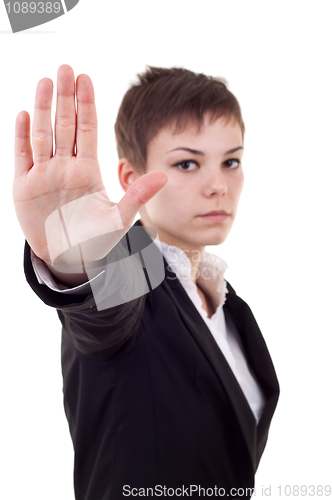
[23,218,279,500]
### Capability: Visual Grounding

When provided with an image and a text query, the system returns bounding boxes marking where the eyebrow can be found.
[166,146,244,155]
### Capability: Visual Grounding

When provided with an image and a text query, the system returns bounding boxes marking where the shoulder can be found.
[224,280,254,319]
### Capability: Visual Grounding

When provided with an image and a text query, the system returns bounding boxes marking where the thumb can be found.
[117,171,168,228]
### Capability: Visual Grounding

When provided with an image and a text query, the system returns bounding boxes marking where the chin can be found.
[194,232,227,248]
[204,225,229,239]
[207,235,228,246]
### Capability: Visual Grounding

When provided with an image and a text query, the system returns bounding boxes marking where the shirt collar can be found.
[151,238,229,309]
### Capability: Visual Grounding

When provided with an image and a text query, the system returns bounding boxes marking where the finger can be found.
[76,74,98,160]
[55,64,76,157]
[32,77,53,165]
[15,111,33,177]
[117,171,169,227]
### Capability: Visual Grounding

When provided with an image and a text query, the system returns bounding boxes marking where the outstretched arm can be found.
[13,65,168,287]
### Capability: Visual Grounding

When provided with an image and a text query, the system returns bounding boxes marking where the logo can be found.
[3,0,80,33]
[45,194,165,312]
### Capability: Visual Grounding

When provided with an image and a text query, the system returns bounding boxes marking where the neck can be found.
[181,248,204,285]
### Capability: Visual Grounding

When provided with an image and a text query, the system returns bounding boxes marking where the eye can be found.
[223,159,241,169]
[172,160,198,172]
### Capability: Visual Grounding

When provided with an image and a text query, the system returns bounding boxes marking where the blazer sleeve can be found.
[23,238,147,361]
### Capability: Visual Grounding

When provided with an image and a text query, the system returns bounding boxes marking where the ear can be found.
[118,158,142,193]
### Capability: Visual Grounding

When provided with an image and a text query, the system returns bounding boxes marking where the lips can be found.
[200,210,229,216]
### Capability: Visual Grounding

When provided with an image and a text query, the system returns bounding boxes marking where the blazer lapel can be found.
[162,261,257,473]
[131,219,279,471]
[223,285,280,467]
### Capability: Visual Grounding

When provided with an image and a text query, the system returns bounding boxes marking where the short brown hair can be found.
[114,66,245,174]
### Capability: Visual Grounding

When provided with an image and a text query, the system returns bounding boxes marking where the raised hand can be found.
[13,65,168,278]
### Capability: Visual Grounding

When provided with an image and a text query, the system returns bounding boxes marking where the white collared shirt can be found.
[153,240,266,423]
[30,239,266,423]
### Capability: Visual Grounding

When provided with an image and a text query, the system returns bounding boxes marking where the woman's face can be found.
[138,114,244,252]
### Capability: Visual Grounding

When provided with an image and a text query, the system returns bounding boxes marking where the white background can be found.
[1,1,332,498]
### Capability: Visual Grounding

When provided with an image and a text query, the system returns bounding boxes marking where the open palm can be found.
[13,65,168,270]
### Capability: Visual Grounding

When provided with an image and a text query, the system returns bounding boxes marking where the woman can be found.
[14,64,279,499]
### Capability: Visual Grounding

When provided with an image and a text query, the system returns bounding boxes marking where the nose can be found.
[203,169,228,196]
